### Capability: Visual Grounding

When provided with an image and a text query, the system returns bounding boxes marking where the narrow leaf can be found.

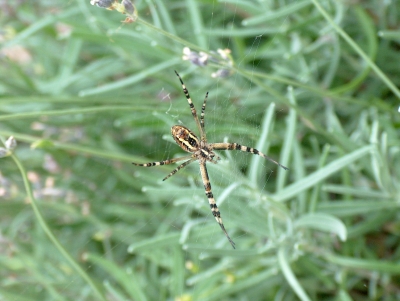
[294,213,347,241]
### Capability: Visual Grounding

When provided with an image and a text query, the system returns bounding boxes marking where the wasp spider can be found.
[133,71,288,249]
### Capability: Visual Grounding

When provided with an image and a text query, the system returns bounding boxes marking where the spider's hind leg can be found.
[199,161,236,249]
[133,155,194,181]
[163,158,196,181]
[132,155,192,168]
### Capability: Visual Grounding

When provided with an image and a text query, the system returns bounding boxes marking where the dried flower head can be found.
[5,136,17,150]
[0,148,8,158]
[182,47,208,67]
[90,0,116,9]
[181,47,234,78]
[211,69,232,78]
[90,0,138,22]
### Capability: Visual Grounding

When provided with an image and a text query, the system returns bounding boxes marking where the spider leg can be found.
[199,161,236,249]
[209,158,220,164]
[200,91,208,140]
[211,143,289,170]
[174,71,204,138]
[132,155,192,167]
[163,158,196,181]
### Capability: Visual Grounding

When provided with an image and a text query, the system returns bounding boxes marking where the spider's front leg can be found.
[211,142,288,170]
[199,160,236,249]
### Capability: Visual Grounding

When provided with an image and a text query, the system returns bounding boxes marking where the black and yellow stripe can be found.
[211,142,289,170]
[162,158,195,181]
[199,161,236,249]
[174,70,205,139]
[200,92,208,137]
[171,125,200,153]
[132,154,193,171]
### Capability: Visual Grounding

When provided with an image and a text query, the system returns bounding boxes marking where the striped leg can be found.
[199,161,236,249]
[132,155,192,168]
[132,156,195,181]
[174,70,204,138]
[211,143,289,170]
[162,158,196,181]
[200,92,208,140]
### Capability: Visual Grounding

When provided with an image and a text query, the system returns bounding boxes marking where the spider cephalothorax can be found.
[133,71,288,249]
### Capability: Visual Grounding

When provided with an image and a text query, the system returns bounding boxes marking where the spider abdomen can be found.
[171,125,200,153]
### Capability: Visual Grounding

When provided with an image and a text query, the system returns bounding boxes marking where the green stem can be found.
[0,105,150,121]
[0,131,135,162]
[10,153,106,301]
[137,18,208,55]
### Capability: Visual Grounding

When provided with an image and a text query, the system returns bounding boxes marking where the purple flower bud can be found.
[90,0,115,9]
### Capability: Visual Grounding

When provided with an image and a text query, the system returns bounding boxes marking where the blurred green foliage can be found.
[1,0,400,300]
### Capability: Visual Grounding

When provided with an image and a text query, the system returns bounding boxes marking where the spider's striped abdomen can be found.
[171,125,200,153]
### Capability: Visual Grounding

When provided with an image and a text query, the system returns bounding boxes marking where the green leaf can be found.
[278,247,311,301]
[30,139,55,149]
[326,255,400,274]
[272,145,374,202]
[294,213,347,241]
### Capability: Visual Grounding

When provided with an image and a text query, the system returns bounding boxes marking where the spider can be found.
[132,71,288,249]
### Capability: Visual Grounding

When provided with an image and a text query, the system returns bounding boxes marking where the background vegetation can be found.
[1,0,400,300]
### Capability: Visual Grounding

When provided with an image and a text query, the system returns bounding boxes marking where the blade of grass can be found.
[278,247,311,301]
[144,0,162,28]
[318,200,399,217]
[171,246,185,297]
[202,27,286,37]
[248,102,275,185]
[294,212,347,241]
[154,0,177,35]
[137,18,208,55]
[242,0,312,25]
[0,105,150,121]
[326,254,400,274]
[186,0,207,49]
[127,232,180,253]
[330,6,378,94]
[309,144,331,213]
[310,1,400,99]
[378,30,400,40]
[0,130,137,168]
[322,184,391,199]
[276,87,296,191]
[272,145,374,202]
[79,58,180,96]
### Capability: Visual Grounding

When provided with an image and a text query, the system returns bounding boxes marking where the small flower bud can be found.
[0,147,9,158]
[90,0,115,9]
[122,0,135,15]
[182,47,208,67]
[5,136,17,150]
[211,69,231,78]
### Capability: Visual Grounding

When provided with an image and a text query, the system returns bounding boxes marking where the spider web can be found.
[100,0,290,296]
[167,3,287,248]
